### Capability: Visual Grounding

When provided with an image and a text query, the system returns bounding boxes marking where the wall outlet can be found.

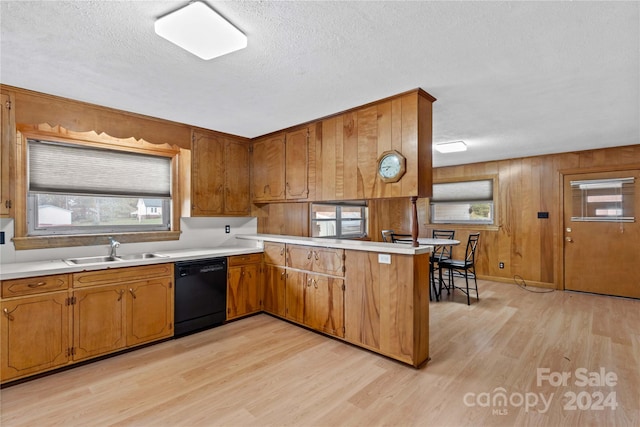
[378,254,391,264]
[499,262,505,269]
[225,225,230,234]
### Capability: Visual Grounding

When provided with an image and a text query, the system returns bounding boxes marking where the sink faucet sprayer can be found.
[108,237,120,258]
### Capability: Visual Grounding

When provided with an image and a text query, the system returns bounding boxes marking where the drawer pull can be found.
[129,288,137,299]
[3,308,15,321]
[27,281,46,288]
[314,251,319,261]
[280,248,285,256]
[307,251,312,260]
[117,289,125,302]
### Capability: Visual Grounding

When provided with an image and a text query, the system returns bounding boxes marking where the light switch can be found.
[378,253,391,264]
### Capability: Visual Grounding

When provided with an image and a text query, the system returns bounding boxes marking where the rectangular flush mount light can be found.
[435,140,467,153]
[155,1,247,60]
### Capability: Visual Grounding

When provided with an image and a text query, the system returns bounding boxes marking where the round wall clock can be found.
[377,150,406,183]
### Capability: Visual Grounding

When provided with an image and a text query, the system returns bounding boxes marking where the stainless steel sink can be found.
[64,255,122,265]
[117,253,168,260]
[64,253,168,265]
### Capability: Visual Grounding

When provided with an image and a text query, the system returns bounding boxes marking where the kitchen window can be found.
[310,202,368,239]
[430,179,495,225]
[24,137,175,238]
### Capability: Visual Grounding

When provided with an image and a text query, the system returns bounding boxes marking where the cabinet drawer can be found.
[73,264,173,288]
[263,242,286,266]
[2,274,70,298]
[286,245,345,276]
[228,253,263,267]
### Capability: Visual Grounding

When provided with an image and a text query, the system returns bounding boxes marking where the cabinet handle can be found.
[3,308,15,321]
[129,288,137,299]
[280,247,285,256]
[117,289,125,302]
[280,271,286,279]
[314,251,319,261]
[307,278,312,287]
[27,281,46,288]
[307,251,312,260]
[313,279,318,289]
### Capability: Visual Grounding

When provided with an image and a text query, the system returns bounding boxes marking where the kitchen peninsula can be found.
[237,234,433,367]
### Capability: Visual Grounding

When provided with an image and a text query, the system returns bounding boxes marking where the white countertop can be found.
[236,234,433,255]
[0,246,263,281]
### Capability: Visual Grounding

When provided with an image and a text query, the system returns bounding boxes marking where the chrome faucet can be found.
[108,237,120,258]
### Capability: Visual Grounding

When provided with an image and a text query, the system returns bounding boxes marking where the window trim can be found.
[429,176,498,226]
[13,124,182,250]
[310,201,368,239]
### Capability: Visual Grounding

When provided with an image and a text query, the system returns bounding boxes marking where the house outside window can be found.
[430,179,495,225]
[310,202,367,239]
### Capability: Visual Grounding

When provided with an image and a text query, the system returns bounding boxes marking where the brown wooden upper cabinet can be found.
[191,130,251,216]
[313,90,435,201]
[251,128,310,203]
[250,89,435,204]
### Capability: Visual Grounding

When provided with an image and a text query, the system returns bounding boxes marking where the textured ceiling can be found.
[1,1,638,167]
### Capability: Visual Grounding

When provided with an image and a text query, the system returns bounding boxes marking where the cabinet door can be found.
[284,270,306,324]
[191,131,225,215]
[1,92,15,218]
[285,128,309,200]
[264,264,286,317]
[251,135,285,202]
[73,284,126,361]
[227,263,263,320]
[224,140,251,214]
[127,279,174,347]
[1,293,71,382]
[305,275,345,338]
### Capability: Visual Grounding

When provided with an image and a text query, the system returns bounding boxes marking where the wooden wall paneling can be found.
[11,88,191,149]
[376,101,394,199]
[344,251,380,349]
[416,93,433,198]
[399,93,419,198]
[255,203,309,237]
[334,115,346,200]
[357,106,378,199]
[320,117,337,201]
[537,157,555,284]
[342,112,359,200]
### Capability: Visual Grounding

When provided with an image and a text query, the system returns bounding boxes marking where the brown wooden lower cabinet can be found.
[1,292,71,381]
[227,254,263,320]
[261,242,429,366]
[1,264,174,383]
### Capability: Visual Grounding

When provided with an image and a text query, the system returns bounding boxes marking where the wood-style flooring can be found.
[1,279,639,426]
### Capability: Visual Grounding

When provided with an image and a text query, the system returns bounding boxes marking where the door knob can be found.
[565,237,573,242]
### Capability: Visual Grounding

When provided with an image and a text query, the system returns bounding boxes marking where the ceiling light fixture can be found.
[435,141,467,153]
[154,1,247,60]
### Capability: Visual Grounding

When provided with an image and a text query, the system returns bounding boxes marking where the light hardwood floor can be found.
[1,279,638,426]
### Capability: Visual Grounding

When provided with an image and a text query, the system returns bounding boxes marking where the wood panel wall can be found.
[5,85,200,149]
[258,144,640,289]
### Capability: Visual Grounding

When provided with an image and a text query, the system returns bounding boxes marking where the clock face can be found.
[377,150,406,183]
[380,154,401,178]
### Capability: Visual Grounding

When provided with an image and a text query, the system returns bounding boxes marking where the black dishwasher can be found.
[174,258,227,337]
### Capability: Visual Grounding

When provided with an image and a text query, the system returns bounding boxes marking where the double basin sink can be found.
[64,252,168,265]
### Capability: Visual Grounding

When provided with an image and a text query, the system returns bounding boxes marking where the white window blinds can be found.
[28,139,171,198]
[431,179,493,202]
